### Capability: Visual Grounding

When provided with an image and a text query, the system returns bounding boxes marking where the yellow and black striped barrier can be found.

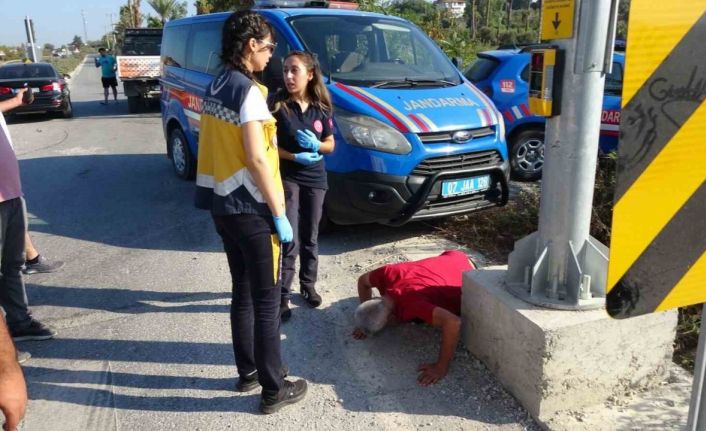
[607,1,706,319]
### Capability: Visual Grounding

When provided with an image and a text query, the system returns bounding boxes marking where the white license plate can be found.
[441,175,491,198]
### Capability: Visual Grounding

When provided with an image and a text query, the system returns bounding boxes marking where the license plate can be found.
[441,175,491,198]
[32,88,40,93]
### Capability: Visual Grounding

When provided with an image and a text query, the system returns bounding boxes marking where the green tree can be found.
[44,43,55,51]
[147,0,187,26]
[72,35,84,49]
[194,0,213,14]
[192,0,252,12]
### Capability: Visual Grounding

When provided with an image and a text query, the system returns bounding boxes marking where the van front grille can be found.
[412,150,502,176]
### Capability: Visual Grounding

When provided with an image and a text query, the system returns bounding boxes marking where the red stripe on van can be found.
[520,104,531,116]
[407,114,429,132]
[334,83,409,133]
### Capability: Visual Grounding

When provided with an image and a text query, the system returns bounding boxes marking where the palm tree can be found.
[148,0,179,26]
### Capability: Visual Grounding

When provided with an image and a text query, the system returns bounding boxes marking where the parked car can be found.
[465,47,624,180]
[160,1,511,227]
[0,62,73,119]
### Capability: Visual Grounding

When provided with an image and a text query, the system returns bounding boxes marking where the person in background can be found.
[94,48,118,105]
[271,51,335,321]
[352,250,474,386]
[0,89,57,345]
[193,10,307,414]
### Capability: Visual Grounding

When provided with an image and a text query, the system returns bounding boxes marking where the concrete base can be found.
[461,266,678,428]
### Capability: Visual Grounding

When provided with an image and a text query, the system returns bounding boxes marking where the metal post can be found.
[506,0,618,309]
[81,9,89,45]
[23,17,37,62]
[687,304,706,430]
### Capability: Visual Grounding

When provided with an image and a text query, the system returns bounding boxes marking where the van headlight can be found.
[334,108,412,155]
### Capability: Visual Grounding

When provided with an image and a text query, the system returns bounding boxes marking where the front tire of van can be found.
[169,128,195,180]
[509,129,544,181]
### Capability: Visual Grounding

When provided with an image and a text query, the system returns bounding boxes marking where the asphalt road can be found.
[5,57,540,431]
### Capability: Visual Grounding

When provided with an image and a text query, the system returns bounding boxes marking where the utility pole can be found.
[81,9,89,45]
[23,16,37,62]
[507,0,620,309]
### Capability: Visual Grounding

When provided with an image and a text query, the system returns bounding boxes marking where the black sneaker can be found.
[16,350,31,364]
[236,365,289,392]
[280,298,292,322]
[260,379,308,414]
[300,286,322,308]
[23,255,65,275]
[11,320,57,342]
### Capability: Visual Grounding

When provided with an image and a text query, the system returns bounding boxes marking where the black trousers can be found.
[280,180,326,299]
[213,213,283,396]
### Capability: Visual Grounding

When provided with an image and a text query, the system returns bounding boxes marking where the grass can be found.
[43,54,86,76]
[434,157,701,373]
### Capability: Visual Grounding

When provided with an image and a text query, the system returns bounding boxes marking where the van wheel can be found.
[169,128,195,180]
[127,96,140,113]
[509,129,544,181]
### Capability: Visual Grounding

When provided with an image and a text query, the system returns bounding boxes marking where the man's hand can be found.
[352,327,367,340]
[0,364,27,431]
[0,316,27,431]
[417,362,448,386]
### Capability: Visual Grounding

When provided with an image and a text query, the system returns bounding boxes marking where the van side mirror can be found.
[451,57,462,69]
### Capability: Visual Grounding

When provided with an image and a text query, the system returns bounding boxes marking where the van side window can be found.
[261,27,291,95]
[162,25,190,68]
[186,22,224,75]
[520,64,529,82]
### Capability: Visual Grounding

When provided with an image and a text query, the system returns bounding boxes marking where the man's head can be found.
[98,48,106,56]
[354,297,393,335]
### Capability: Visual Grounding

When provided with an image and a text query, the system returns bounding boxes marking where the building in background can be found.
[435,0,465,18]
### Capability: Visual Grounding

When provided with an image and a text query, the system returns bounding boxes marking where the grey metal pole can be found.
[81,9,89,45]
[506,0,618,309]
[538,0,611,293]
[687,304,706,430]
[24,17,37,62]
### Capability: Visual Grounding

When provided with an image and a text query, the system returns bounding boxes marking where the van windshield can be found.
[289,15,461,87]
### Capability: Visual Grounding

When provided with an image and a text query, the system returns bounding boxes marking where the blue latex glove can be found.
[272,214,293,243]
[296,129,321,153]
[292,151,323,166]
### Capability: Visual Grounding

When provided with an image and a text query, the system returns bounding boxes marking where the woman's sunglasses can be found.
[258,39,277,53]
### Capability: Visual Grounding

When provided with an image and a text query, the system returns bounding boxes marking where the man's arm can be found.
[0,90,25,113]
[0,317,27,431]
[357,271,375,303]
[417,307,461,386]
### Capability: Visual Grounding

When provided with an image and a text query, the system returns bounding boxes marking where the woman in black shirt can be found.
[271,51,335,321]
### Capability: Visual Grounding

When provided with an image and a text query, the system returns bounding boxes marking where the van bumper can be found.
[326,160,510,226]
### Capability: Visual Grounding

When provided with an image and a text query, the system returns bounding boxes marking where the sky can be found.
[0,0,197,47]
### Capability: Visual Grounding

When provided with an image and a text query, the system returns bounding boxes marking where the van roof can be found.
[164,8,403,27]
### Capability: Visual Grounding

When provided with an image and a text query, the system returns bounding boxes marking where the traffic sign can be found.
[540,0,575,40]
[606,1,706,319]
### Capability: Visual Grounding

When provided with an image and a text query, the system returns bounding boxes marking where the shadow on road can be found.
[19,154,219,252]
[71,99,161,118]
[26,285,229,315]
[18,154,433,252]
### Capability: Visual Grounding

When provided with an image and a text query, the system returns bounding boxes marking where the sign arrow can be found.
[552,12,561,30]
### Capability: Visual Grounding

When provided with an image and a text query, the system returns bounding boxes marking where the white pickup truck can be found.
[116,28,162,113]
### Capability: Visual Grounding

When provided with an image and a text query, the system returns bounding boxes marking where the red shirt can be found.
[368,250,474,325]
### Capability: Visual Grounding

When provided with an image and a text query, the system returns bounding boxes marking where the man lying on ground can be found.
[352,250,474,386]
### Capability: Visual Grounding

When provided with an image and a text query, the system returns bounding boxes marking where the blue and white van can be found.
[160,1,510,226]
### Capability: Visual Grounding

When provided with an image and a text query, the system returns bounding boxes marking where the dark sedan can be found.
[0,62,73,119]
